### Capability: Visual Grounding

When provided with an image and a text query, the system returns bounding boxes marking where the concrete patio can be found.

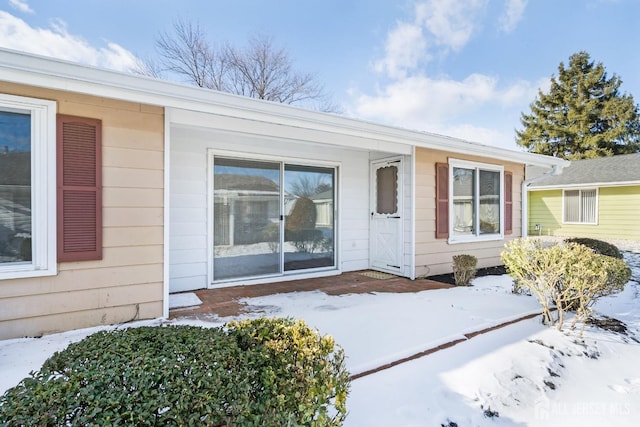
[169,270,453,319]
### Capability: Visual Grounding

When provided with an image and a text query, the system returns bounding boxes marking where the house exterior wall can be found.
[528,185,640,240]
[0,83,164,339]
[169,125,382,292]
[414,147,524,276]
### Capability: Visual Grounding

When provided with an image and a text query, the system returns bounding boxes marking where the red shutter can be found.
[504,171,513,235]
[57,115,102,262]
[435,162,449,239]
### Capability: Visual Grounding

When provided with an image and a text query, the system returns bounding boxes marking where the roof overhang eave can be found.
[0,48,572,167]
[529,180,640,191]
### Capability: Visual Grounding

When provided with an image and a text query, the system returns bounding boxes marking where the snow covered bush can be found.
[0,320,350,426]
[502,238,630,332]
[452,254,478,286]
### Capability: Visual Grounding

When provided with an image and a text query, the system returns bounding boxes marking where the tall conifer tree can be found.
[516,52,640,159]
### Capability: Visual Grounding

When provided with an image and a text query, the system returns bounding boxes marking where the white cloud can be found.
[8,0,33,14]
[499,0,528,32]
[373,0,488,79]
[415,0,487,51]
[0,11,139,72]
[348,72,545,149]
[374,22,428,78]
[349,0,547,150]
[352,73,538,126]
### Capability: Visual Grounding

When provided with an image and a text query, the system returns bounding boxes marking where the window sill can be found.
[562,222,598,226]
[448,234,504,245]
[0,265,57,281]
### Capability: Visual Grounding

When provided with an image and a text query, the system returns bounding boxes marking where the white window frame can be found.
[0,94,57,280]
[448,159,504,244]
[562,188,598,225]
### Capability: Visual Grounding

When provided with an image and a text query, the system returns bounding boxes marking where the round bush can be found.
[227,318,349,426]
[452,254,478,286]
[502,238,631,331]
[0,319,350,426]
[565,237,623,259]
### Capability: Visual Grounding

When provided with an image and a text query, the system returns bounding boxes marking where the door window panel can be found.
[376,165,398,215]
[284,165,335,271]
[213,158,281,280]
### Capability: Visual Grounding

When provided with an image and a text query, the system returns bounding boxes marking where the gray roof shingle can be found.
[530,153,640,188]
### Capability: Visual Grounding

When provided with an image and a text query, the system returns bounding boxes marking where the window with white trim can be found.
[563,189,597,224]
[0,94,57,280]
[449,159,503,241]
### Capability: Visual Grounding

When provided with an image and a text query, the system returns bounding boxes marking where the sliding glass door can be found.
[213,156,335,282]
[284,165,335,271]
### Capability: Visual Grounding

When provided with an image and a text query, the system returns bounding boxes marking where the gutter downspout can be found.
[162,109,171,319]
[521,164,565,237]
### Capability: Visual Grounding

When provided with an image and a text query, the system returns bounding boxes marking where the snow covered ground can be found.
[1,250,639,426]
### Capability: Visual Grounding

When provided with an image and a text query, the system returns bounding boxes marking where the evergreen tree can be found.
[516,51,640,159]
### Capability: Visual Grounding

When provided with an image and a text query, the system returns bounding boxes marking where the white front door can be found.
[370,158,403,274]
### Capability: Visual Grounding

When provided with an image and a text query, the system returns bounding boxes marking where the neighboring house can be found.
[528,153,640,240]
[0,48,567,339]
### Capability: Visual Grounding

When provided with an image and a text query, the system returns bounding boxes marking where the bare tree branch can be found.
[156,19,227,90]
[130,55,164,79]
[152,23,338,111]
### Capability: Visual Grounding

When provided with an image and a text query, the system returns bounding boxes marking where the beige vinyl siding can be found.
[415,147,524,276]
[529,185,640,240]
[0,83,164,340]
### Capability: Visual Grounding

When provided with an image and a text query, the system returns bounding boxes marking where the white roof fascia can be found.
[528,180,640,191]
[0,48,565,168]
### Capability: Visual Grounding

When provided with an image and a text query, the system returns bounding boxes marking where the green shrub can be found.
[452,254,478,286]
[0,320,350,426]
[227,317,349,426]
[502,238,630,332]
[565,237,623,259]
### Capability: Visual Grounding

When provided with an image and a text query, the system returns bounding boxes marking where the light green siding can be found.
[528,190,562,236]
[528,185,640,240]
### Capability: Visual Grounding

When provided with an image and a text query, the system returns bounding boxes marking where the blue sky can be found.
[1,0,638,150]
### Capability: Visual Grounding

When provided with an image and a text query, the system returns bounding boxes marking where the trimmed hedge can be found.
[565,237,623,259]
[0,319,349,426]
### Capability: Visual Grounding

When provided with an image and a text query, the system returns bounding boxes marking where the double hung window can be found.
[449,159,504,241]
[0,94,56,279]
[563,189,597,224]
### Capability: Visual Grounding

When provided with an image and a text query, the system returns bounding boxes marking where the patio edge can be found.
[350,311,542,380]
